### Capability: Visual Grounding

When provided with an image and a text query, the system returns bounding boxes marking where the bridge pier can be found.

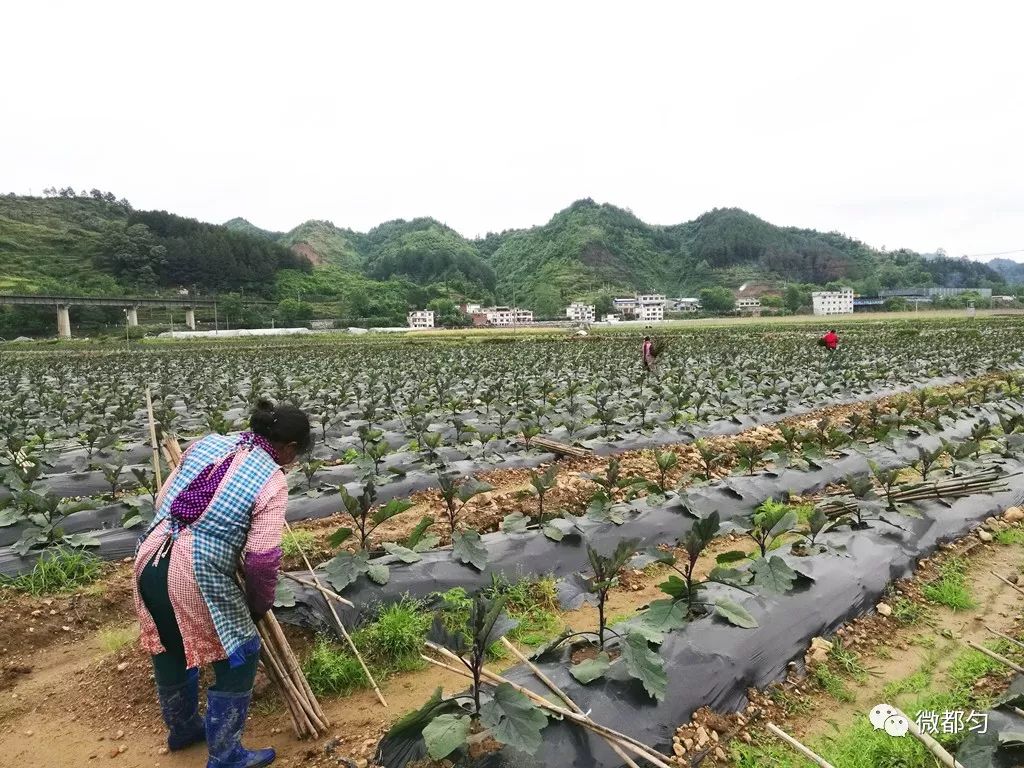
[57,305,71,339]
[184,308,196,330]
[126,306,139,327]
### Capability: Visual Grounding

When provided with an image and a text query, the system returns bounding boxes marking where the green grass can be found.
[485,575,561,647]
[302,597,432,696]
[303,637,368,696]
[1,548,104,595]
[882,669,931,699]
[99,626,138,653]
[828,639,869,682]
[355,599,432,673]
[281,529,316,559]
[921,557,975,611]
[769,686,812,717]
[947,646,1006,695]
[813,664,854,702]
[995,527,1024,545]
[890,596,926,625]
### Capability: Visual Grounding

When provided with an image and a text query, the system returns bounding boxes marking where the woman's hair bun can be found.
[250,399,277,437]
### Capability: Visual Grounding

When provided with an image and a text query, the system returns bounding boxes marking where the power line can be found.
[964,248,1024,258]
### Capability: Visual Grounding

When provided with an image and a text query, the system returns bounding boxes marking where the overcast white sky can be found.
[3,1,1023,260]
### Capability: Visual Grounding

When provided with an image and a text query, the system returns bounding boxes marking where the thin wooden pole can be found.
[281,571,355,607]
[499,642,639,766]
[284,519,388,708]
[897,706,965,768]
[145,388,163,488]
[423,642,672,768]
[765,723,835,768]
[991,571,1024,599]
[418,654,670,768]
[499,638,641,768]
[965,639,1024,674]
[984,626,1024,653]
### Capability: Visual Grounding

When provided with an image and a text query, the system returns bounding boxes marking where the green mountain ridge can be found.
[0,194,1007,323]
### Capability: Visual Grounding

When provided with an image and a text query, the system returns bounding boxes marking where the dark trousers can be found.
[138,550,258,693]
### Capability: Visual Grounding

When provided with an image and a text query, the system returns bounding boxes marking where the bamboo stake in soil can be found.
[985,625,1024,654]
[765,723,836,768]
[965,639,1024,674]
[991,571,1024,599]
[144,388,163,488]
[422,642,672,768]
[280,571,355,607]
[498,638,641,768]
[897,706,965,768]
[283,519,388,709]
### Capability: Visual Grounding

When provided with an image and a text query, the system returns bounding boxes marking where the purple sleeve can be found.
[243,547,282,619]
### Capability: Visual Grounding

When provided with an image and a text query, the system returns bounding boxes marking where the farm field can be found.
[3,316,1024,768]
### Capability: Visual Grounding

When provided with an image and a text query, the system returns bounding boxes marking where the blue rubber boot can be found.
[157,668,206,751]
[205,689,275,768]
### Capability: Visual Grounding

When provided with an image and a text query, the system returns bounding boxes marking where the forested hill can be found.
[0,193,1008,317]
[0,194,308,296]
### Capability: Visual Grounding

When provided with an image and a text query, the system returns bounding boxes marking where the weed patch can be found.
[921,557,974,611]
[1,548,103,595]
[281,529,316,558]
[99,626,138,653]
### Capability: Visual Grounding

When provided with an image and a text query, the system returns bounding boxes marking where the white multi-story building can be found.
[735,297,762,314]
[565,302,596,323]
[483,306,534,327]
[613,293,665,322]
[811,288,854,316]
[460,302,482,315]
[407,310,435,329]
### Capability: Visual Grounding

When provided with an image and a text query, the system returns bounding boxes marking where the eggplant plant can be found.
[746,498,798,557]
[323,478,414,589]
[385,595,548,761]
[527,465,558,524]
[647,512,760,628]
[437,472,494,571]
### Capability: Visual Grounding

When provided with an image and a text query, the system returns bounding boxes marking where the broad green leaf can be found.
[452,529,488,571]
[323,550,369,591]
[569,652,611,684]
[658,574,688,599]
[640,599,688,641]
[750,556,799,593]
[715,550,748,565]
[413,534,441,553]
[372,498,414,525]
[367,562,390,585]
[621,632,667,702]
[709,566,752,587]
[714,597,759,628]
[542,518,576,542]
[405,515,434,549]
[501,512,530,534]
[768,510,798,539]
[327,526,352,548]
[121,514,144,529]
[479,683,547,755]
[63,532,101,547]
[422,713,471,759]
[383,542,422,564]
[273,577,296,608]
[0,508,21,527]
[457,478,494,504]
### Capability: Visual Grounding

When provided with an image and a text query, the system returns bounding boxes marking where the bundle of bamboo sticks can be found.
[146,391,330,739]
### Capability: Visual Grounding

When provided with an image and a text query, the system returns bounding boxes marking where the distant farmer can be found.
[133,399,311,768]
[819,328,839,351]
[642,335,658,372]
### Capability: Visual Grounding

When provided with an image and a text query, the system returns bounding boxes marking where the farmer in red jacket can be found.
[642,336,657,372]
[820,329,839,351]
